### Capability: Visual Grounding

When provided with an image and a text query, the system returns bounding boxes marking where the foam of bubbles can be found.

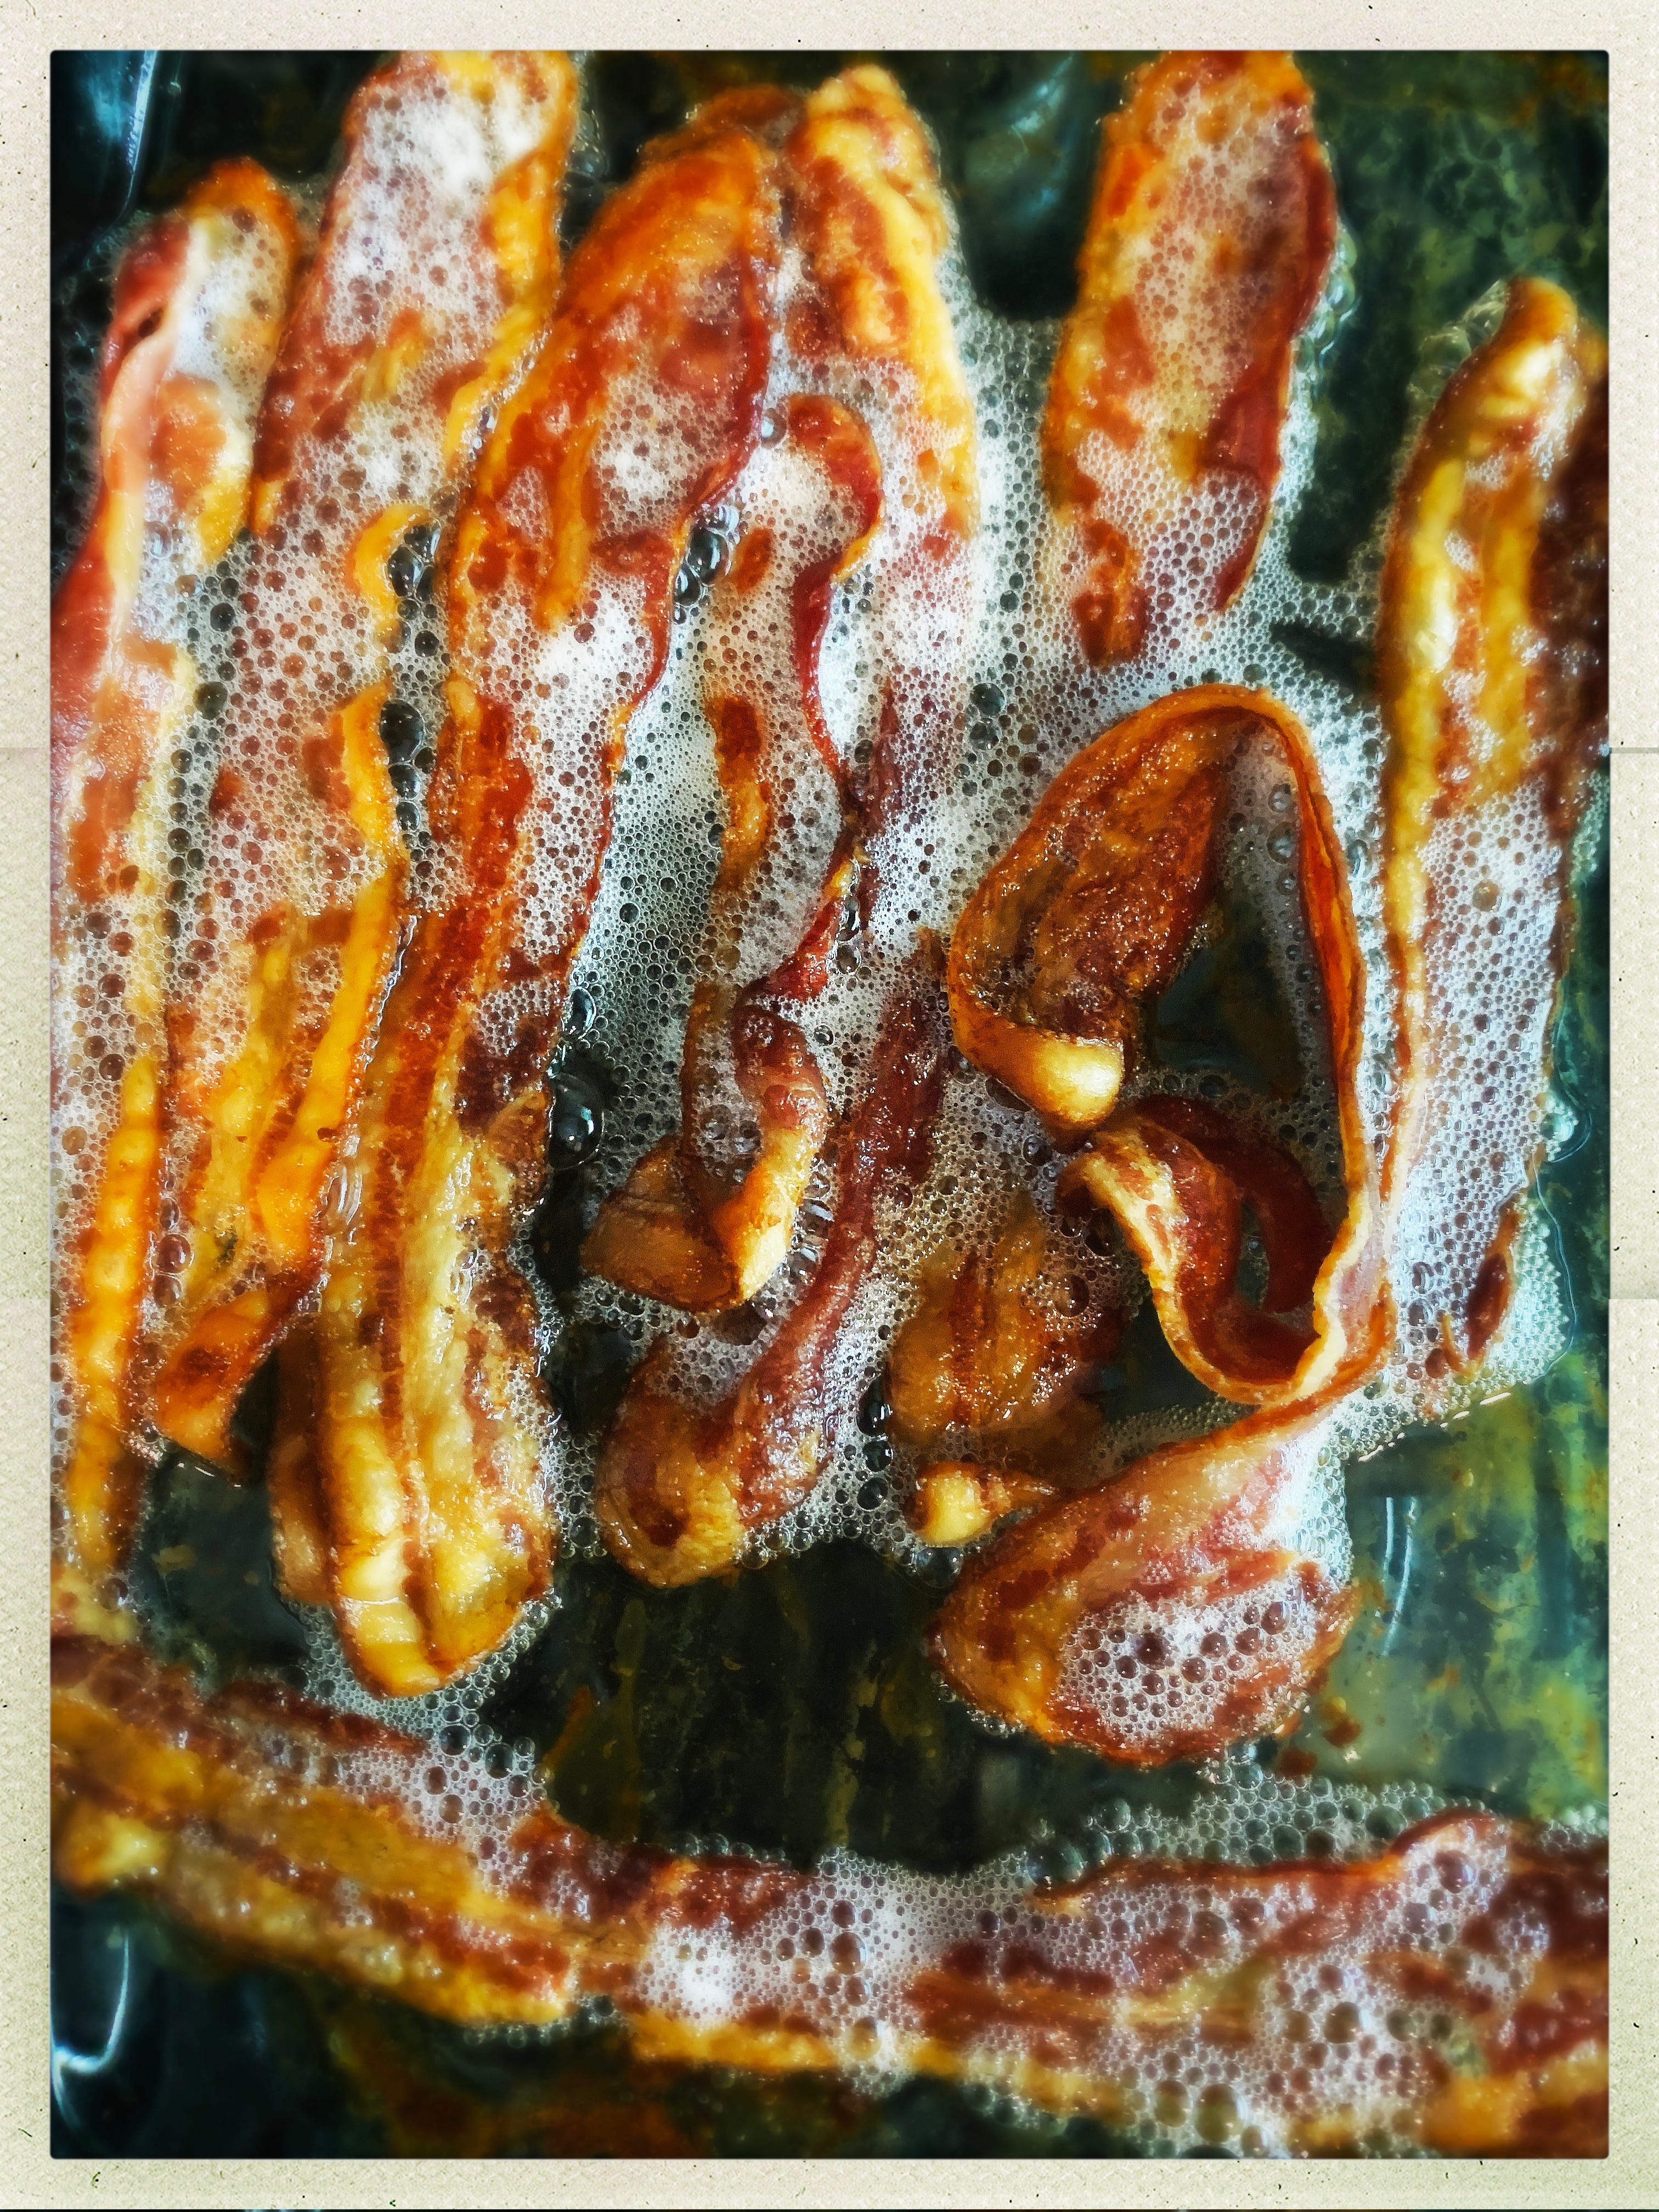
[1060,1572,1341,1760]
[581,1778,1553,2155]
[155,127,1578,1770]
[58,91,1602,2088]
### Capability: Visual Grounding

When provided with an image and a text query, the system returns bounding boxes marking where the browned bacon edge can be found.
[50,1634,1606,2156]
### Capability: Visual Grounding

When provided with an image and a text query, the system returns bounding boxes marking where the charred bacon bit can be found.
[1378,276,1607,1393]
[50,1637,1605,2155]
[582,397,882,1311]
[889,1190,1121,1519]
[304,99,788,1695]
[930,1393,1359,1763]
[51,163,304,1583]
[596,974,947,1588]
[1043,52,1335,664]
[145,53,578,1470]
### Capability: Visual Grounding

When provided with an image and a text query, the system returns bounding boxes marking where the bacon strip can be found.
[1043,51,1335,664]
[143,53,578,1469]
[580,395,882,1311]
[930,284,1606,1762]
[785,66,978,543]
[50,1635,1605,2156]
[585,65,978,1315]
[1376,275,1607,1394]
[297,98,787,1694]
[595,973,947,1586]
[51,162,304,1591]
[929,1391,1361,1762]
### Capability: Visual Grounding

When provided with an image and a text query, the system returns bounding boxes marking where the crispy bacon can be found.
[1376,275,1607,1392]
[785,66,978,541]
[595,973,947,1586]
[948,685,1246,1143]
[930,283,1607,1762]
[932,692,1389,1754]
[1043,52,1335,663]
[143,53,578,1470]
[50,1635,1605,2155]
[930,1391,1361,1762]
[947,686,1386,1403]
[51,162,304,1587]
[784,69,979,950]
[585,66,978,1316]
[296,97,787,1693]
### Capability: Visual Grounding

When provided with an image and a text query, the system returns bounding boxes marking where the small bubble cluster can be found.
[1061,1577,1335,1758]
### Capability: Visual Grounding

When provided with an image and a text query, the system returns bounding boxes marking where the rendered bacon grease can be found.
[52,1636,1607,2157]
[51,162,304,1595]
[142,52,577,1470]
[1042,51,1335,665]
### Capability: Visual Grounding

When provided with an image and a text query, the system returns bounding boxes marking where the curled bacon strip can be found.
[931,685,1381,1748]
[143,52,577,1471]
[947,686,1248,1142]
[931,284,1607,1763]
[1377,275,1607,1392]
[1043,51,1335,663]
[581,395,882,1311]
[50,1635,1606,2156]
[51,162,304,1589]
[944,684,1384,1420]
[585,65,978,1316]
[297,97,786,1693]
[595,972,947,1587]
